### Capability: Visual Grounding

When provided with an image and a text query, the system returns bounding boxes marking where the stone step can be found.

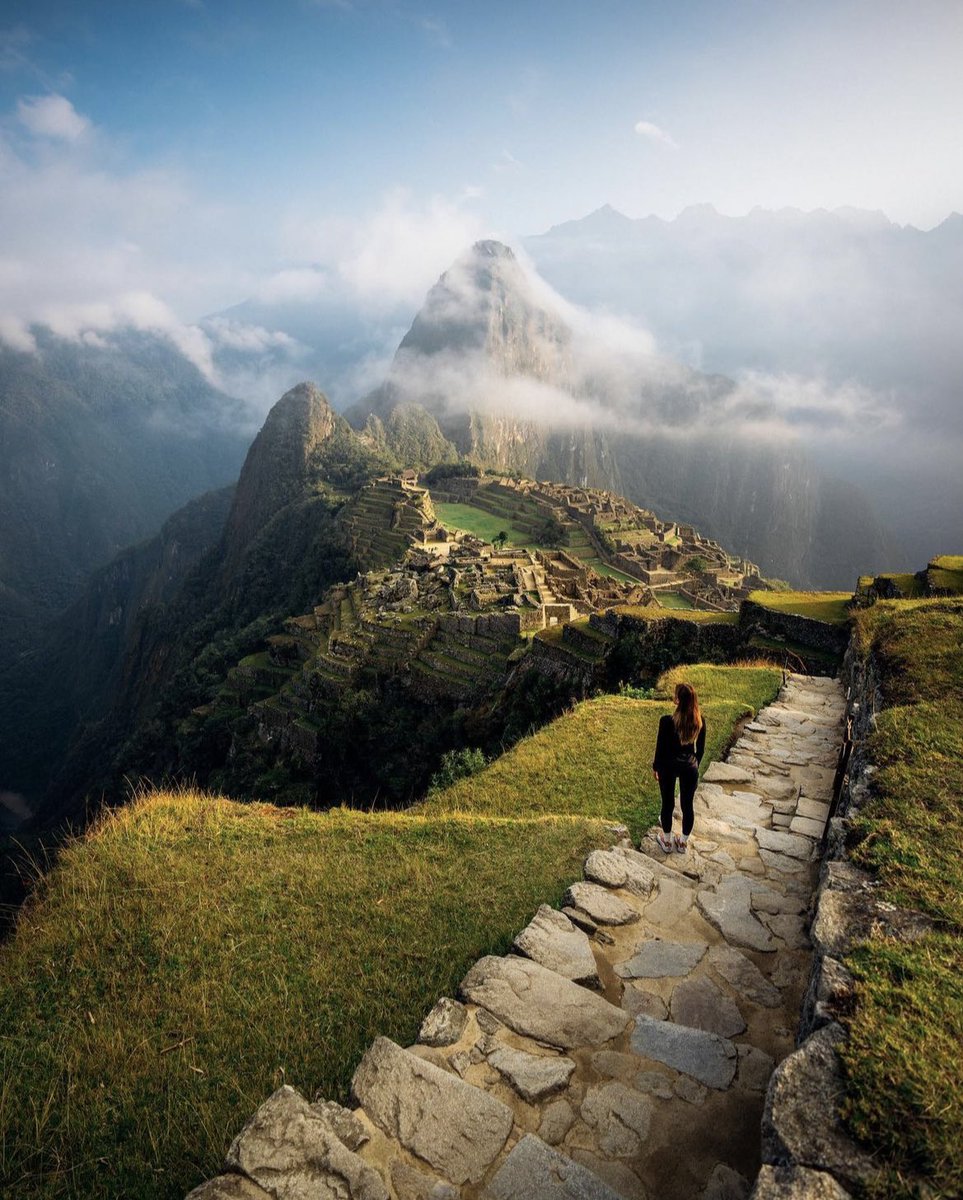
[351,1037,513,1187]
[458,955,630,1050]
[483,1133,625,1200]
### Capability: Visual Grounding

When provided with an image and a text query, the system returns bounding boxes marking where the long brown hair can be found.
[672,682,702,745]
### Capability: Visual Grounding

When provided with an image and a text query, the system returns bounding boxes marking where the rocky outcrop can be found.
[222,383,340,568]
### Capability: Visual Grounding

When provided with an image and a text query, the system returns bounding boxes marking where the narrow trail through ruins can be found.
[193,673,848,1200]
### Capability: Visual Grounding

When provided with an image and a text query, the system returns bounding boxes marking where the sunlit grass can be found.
[747,589,853,623]
[840,599,963,1197]
[0,796,606,1199]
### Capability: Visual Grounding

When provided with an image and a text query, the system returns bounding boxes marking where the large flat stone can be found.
[704,762,755,784]
[643,878,696,924]
[697,876,775,951]
[351,1038,512,1185]
[790,815,826,839]
[707,945,782,1007]
[761,1024,879,1189]
[670,975,746,1037]
[483,1134,625,1200]
[390,1160,457,1200]
[615,938,707,979]
[580,1082,654,1157]
[564,881,640,926]
[759,849,811,877]
[513,905,600,987]
[631,1015,737,1089]
[795,798,831,822]
[756,829,816,861]
[487,1045,576,1102]
[750,884,807,916]
[459,955,630,1049]
[225,1086,388,1200]
[583,848,656,896]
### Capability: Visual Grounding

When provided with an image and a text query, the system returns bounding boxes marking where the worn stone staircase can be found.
[188,674,846,1200]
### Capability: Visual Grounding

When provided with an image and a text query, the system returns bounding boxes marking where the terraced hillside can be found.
[855,554,963,604]
[341,477,437,569]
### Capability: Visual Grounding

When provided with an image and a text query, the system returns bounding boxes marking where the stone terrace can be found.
[188,675,846,1200]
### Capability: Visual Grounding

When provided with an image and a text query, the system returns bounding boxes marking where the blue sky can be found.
[1,0,961,340]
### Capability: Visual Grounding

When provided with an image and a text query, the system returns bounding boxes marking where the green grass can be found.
[420,663,781,838]
[0,660,782,1199]
[840,599,963,1196]
[656,590,695,610]
[588,560,638,584]
[433,502,532,547]
[612,604,739,625]
[926,556,963,596]
[875,573,925,598]
[748,589,853,623]
[0,798,606,1200]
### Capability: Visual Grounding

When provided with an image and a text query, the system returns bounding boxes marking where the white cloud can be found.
[281,187,488,310]
[17,93,91,141]
[492,149,522,174]
[256,266,330,305]
[634,119,678,149]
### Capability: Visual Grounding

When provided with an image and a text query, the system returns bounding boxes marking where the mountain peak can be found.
[470,239,516,260]
[224,382,338,559]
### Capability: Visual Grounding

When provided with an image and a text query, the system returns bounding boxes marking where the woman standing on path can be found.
[652,682,706,853]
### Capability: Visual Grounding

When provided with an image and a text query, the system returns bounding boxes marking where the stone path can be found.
[189,674,846,1200]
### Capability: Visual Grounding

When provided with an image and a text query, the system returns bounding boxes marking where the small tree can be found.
[494,530,508,549]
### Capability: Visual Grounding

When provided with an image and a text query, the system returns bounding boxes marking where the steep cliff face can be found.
[350,241,891,587]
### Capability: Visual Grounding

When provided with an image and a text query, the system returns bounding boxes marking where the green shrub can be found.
[428,746,488,793]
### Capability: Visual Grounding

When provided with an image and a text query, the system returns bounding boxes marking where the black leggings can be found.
[658,761,699,836]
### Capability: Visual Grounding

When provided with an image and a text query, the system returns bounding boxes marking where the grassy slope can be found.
[842,599,963,1198]
[748,589,853,623]
[0,663,781,1199]
[421,664,782,838]
[0,802,606,1199]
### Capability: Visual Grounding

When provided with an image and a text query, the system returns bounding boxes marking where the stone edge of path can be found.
[749,650,938,1200]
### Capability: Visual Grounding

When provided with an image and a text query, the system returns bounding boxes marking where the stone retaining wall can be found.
[590,609,743,667]
[739,602,849,658]
[749,636,933,1199]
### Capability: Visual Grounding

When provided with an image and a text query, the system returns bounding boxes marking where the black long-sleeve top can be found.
[652,714,707,771]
